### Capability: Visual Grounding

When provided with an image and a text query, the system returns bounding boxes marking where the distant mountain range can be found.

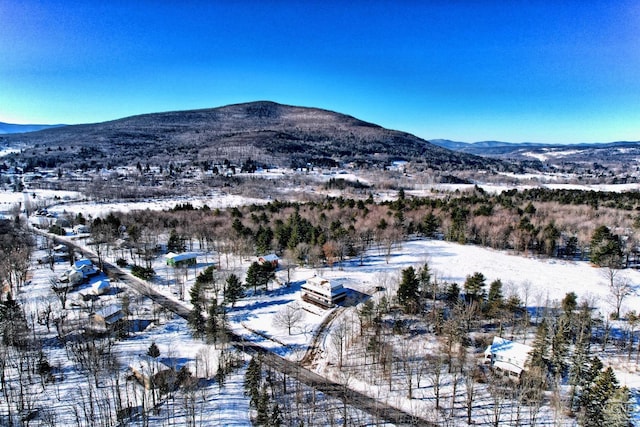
[0,122,65,134]
[1,101,510,172]
[430,139,640,168]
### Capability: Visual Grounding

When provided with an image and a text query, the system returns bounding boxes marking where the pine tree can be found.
[167,229,186,252]
[418,262,432,300]
[224,273,244,307]
[269,402,283,427]
[147,341,160,358]
[245,261,275,293]
[602,386,631,427]
[463,272,486,303]
[397,266,420,314]
[256,385,270,425]
[188,281,206,337]
[581,366,619,427]
[528,318,549,370]
[244,356,262,408]
[550,316,570,377]
[485,279,504,316]
[445,282,460,307]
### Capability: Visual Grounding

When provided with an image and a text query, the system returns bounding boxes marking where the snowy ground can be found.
[4,185,640,424]
[223,239,640,424]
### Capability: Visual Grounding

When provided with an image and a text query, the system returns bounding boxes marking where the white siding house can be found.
[484,336,533,378]
[300,276,347,308]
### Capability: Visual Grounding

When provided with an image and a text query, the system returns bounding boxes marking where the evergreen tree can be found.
[245,261,276,293]
[269,402,283,427]
[590,225,623,268]
[245,262,260,293]
[528,318,549,370]
[569,334,592,411]
[188,281,206,337]
[445,282,460,307]
[561,291,578,316]
[463,272,486,303]
[255,225,273,255]
[147,341,160,358]
[244,356,262,407]
[195,265,215,286]
[256,385,270,425]
[224,273,244,307]
[418,262,434,301]
[550,316,570,377]
[581,367,619,427]
[167,229,186,252]
[397,266,420,314]
[602,386,631,427]
[485,279,504,316]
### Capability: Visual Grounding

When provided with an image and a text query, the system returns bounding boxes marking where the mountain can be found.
[1,101,509,171]
[0,122,65,134]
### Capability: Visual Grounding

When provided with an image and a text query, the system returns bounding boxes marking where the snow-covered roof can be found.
[304,276,344,292]
[484,337,533,372]
[74,259,93,269]
[165,252,199,262]
[259,254,279,262]
[91,279,110,293]
[94,304,122,321]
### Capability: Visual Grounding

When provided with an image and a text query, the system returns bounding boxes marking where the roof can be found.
[74,259,93,269]
[259,254,279,262]
[95,304,122,320]
[165,252,199,262]
[484,337,533,366]
[493,361,524,376]
[302,276,347,297]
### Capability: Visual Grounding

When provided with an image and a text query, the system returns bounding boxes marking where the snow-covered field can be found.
[226,239,640,424]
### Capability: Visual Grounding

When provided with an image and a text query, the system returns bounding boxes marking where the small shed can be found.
[165,252,198,267]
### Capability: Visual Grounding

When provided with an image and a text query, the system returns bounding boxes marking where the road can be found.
[35,229,433,426]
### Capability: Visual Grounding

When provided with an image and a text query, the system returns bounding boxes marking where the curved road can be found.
[36,229,433,426]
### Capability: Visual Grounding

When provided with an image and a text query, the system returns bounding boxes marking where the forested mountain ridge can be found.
[2,101,511,172]
[431,138,640,172]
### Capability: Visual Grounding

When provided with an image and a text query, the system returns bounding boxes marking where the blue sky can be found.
[1,1,639,143]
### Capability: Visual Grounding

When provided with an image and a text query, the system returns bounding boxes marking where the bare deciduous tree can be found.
[273,302,304,335]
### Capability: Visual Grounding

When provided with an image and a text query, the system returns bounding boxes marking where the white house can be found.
[484,336,533,378]
[58,259,99,286]
[300,276,347,308]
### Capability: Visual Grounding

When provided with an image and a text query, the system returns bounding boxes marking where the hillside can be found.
[2,101,508,171]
